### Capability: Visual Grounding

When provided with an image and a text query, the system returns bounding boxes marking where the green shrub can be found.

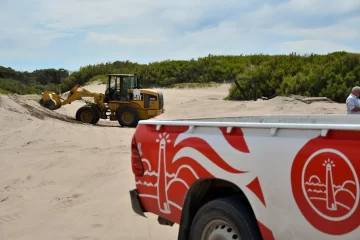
[0,88,9,94]
[170,82,219,89]
[1,52,360,104]
[226,52,360,102]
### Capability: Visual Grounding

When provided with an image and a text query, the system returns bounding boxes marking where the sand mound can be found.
[0,94,30,115]
[6,94,82,123]
[1,93,119,128]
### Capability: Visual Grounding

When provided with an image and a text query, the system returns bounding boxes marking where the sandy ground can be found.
[0,83,346,240]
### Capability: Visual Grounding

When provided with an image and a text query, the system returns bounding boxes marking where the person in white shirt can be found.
[346,86,360,114]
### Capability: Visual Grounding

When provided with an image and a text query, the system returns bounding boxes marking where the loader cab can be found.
[104,73,143,102]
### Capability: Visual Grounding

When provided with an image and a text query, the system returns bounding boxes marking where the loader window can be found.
[116,77,121,89]
[105,76,116,98]
[106,75,137,101]
[121,76,136,96]
[110,79,114,88]
[109,76,117,89]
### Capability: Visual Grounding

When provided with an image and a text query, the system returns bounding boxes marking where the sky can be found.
[0,0,359,72]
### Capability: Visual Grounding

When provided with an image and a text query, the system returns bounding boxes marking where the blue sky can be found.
[1,0,359,72]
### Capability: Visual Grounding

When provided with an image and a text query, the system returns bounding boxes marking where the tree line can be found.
[0,66,69,94]
[1,51,359,102]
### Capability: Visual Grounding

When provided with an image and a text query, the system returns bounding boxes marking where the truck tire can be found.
[75,106,100,124]
[189,197,263,240]
[117,106,139,127]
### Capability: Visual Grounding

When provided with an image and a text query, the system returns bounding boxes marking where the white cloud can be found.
[278,40,355,54]
[0,0,359,71]
[86,32,167,46]
[41,1,143,30]
[266,25,359,41]
[251,0,360,17]
[160,8,202,24]
[0,28,68,49]
[286,0,360,14]
[34,0,247,30]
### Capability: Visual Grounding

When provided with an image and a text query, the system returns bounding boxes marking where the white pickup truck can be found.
[129,114,360,240]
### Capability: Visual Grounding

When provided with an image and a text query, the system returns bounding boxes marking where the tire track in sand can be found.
[0,212,22,226]
[53,193,91,210]
[0,181,56,193]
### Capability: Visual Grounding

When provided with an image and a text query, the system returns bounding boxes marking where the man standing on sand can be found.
[346,86,360,114]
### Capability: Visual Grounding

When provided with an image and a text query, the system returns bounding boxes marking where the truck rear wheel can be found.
[76,106,100,124]
[189,197,262,240]
[117,106,139,127]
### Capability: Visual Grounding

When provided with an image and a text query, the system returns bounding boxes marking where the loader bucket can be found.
[39,91,62,110]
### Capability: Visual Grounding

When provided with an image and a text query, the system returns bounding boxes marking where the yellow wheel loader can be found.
[39,73,164,127]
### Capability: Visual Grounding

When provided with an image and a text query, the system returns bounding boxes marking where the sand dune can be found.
[0,83,346,240]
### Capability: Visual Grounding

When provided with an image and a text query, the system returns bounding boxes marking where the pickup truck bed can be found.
[129,114,360,240]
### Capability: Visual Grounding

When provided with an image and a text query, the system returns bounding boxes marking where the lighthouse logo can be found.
[302,149,359,221]
[156,132,171,214]
[292,146,360,235]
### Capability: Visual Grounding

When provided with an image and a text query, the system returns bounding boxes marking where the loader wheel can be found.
[117,106,139,127]
[75,106,100,125]
[189,196,263,240]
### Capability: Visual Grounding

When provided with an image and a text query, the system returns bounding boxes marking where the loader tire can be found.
[189,196,263,240]
[117,106,139,127]
[76,106,100,125]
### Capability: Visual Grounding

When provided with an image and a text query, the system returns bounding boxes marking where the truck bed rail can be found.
[138,114,360,136]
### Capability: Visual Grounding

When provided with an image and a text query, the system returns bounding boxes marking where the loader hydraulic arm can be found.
[62,85,105,107]
[40,84,106,111]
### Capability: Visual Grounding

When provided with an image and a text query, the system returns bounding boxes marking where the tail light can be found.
[131,135,144,177]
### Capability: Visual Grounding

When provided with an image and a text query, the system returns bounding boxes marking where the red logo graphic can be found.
[133,125,249,223]
[291,132,360,236]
